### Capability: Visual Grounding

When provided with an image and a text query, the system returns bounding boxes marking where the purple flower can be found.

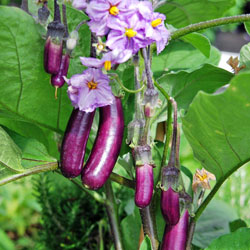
[86,0,132,36]
[128,0,153,20]
[145,12,170,54]
[106,14,148,54]
[64,68,115,112]
[72,0,87,10]
[80,49,132,70]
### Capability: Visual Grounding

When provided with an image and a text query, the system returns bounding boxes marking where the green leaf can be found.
[0,126,23,172]
[157,64,233,110]
[0,229,15,250]
[139,236,152,250]
[229,219,247,233]
[240,43,250,68]
[152,40,220,77]
[181,33,211,58]
[206,228,250,250]
[182,71,250,182]
[156,0,235,28]
[121,207,141,250]
[152,141,165,184]
[193,200,238,249]
[244,22,250,36]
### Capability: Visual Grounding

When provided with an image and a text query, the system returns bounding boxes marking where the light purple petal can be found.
[88,19,109,36]
[72,0,87,10]
[80,57,103,68]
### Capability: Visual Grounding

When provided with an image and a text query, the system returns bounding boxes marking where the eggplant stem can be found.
[186,219,196,250]
[110,172,135,189]
[104,181,124,250]
[62,4,69,38]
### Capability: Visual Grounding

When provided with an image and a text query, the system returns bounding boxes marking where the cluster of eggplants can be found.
[43,0,69,92]
[61,97,124,190]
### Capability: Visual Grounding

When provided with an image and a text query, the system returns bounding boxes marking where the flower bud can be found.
[127,119,145,147]
[66,30,79,51]
[161,210,189,250]
[44,21,65,74]
[135,163,154,208]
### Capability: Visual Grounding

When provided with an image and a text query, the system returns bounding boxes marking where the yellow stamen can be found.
[196,173,207,181]
[109,6,119,16]
[125,28,137,38]
[87,81,98,89]
[151,18,162,28]
[97,44,104,51]
[104,60,111,71]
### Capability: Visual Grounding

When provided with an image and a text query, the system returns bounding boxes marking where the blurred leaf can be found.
[193,200,238,249]
[115,152,134,178]
[181,33,211,58]
[152,41,220,77]
[157,64,233,110]
[156,0,235,28]
[0,229,15,250]
[229,219,247,232]
[182,72,250,183]
[0,126,23,172]
[206,228,250,250]
[240,43,250,68]
[139,235,152,250]
[121,207,141,250]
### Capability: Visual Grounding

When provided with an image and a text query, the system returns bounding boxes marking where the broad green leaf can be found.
[206,228,250,250]
[0,6,90,134]
[152,41,220,77]
[240,43,250,68]
[193,200,238,249]
[0,126,22,172]
[229,219,247,233]
[157,64,233,110]
[181,33,211,58]
[0,229,15,250]
[157,0,235,28]
[139,236,152,250]
[182,71,250,182]
[121,207,141,250]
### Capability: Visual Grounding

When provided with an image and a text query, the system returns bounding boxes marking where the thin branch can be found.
[76,20,88,32]
[186,219,196,250]
[171,14,250,40]
[21,0,30,14]
[62,4,69,37]
[142,48,154,89]
[104,181,124,250]
[0,162,58,186]
[110,172,135,189]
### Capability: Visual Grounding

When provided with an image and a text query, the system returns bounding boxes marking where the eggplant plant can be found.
[1,0,250,249]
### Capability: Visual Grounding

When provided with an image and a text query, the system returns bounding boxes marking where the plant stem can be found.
[142,48,154,89]
[171,14,250,40]
[55,170,106,204]
[104,181,124,250]
[0,162,58,186]
[140,206,159,250]
[21,0,29,13]
[110,172,135,189]
[186,219,196,250]
[62,4,68,37]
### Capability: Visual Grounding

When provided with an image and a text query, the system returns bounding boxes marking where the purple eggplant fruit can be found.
[161,210,189,250]
[51,54,70,98]
[81,97,124,190]
[61,109,95,178]
[135,163,154,208]
[161,187,180,225]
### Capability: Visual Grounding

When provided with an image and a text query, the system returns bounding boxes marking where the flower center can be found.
[87,81,98,89]
[197,173,207,181]
[97,44,104,50]
[125,28,137,38]
[104,60,111,71]
[151,18,162,28]
[109,6,119,16]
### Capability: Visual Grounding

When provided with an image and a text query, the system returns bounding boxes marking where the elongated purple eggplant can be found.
[161,210,189,250]
[81,97,124,190]
[61,109,95,178]
[161,187,180,225]
[135,163,154,208]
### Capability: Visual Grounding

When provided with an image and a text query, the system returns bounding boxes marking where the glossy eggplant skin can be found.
[135,164,154,208]
[61,109,95,178]
[161,210,189,250]
[81,98,124,190]
[161,187,180,225]
[51,54,70,88]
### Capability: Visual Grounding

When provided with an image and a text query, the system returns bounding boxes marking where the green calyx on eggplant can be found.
[60,109,95,178]
[81,97,124,190]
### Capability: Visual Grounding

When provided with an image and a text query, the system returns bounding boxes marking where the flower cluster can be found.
[66,0,170,112]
